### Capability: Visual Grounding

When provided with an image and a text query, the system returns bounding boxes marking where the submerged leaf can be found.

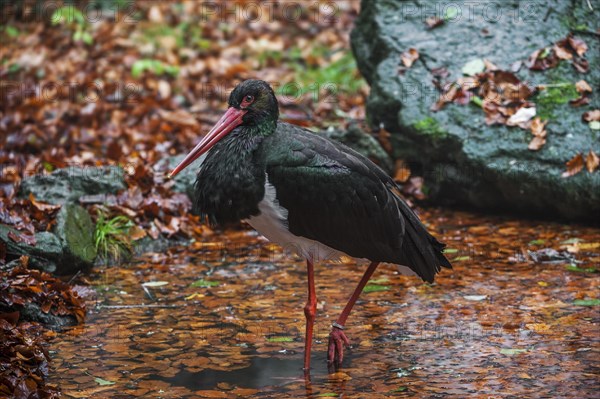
[500,348,528,355]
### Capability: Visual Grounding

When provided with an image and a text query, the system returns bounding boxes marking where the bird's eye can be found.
[241,95,254,107]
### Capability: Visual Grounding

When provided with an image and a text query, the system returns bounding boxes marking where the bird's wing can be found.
[259,123,451,282]
[260,124,406,263]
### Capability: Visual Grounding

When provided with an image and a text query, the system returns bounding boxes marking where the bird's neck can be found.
[193,124,273,224]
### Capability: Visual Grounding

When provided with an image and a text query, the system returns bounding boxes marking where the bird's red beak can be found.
[168,107,247,178]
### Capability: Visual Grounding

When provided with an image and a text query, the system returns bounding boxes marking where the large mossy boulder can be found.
[351,0,599,221]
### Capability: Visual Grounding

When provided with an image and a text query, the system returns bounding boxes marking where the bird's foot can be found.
[327,323,350,366]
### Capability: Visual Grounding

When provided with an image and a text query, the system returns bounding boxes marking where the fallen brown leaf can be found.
[572,57,589,73]
[528,136,546,151]
[561,153,584,178]
[7,230,36,246]
[567,35,588,57]
[553,44,572,60]
[530,118,547,138]
[394,160,411,183]
[569,96,590,107]
[575,80,592,94]
[582,110,600,122]
[157,109,199,128]
[401,48,419,68]
[585,150,599,173]
[29,194,61,212]
[425,16,444,29]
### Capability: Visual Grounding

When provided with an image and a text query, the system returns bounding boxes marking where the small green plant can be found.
[94,213,134,263]
[51,5,94,45]
[279,49,366,101]
[131,58,179,78]
[134,22,211,54]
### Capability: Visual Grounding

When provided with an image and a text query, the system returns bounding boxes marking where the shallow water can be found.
[47,208,600,398]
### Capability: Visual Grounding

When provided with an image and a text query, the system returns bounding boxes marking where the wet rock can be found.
[1,205,97,275]
[323,122,393,174]
[18,302,79,331]
[351,0,600,221]
[19,166,126,205]
[53,204,97,274]
[158,154,206,200]
[0,225,63,273]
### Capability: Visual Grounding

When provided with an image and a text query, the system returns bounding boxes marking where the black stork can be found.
[169,79,451,371]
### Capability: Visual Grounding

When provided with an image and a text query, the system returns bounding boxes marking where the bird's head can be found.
[169,79,278,178]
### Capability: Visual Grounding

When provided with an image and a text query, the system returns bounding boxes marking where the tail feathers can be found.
[394,195,452,283]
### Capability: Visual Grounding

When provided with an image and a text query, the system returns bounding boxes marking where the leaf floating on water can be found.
[142,281,168,287]
[267,337,293,342]
[317,393,338,397]
[500,348,528,355]
[190,279,220,288]
[565,265,598,273]
[185,293,205,300]
[572,299,600,306]
[363,285,390,293]
[369,278,390,284]
[463,295,487,301]
[528,239,545,246]
[443,248,459,254]
[94,377,116,386]
[452,256,471,262]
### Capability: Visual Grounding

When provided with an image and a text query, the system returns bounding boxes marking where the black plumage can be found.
[194,116,450,282]
[172,79,451,370]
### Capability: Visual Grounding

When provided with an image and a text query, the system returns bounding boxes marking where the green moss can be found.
[413,117,447,138]
[534,82,579,120]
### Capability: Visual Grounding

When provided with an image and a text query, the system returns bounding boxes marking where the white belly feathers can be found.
[245,175,344,262]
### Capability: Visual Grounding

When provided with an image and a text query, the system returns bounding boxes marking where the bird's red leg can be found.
[328,261,380,366]
[303,258,317,373]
